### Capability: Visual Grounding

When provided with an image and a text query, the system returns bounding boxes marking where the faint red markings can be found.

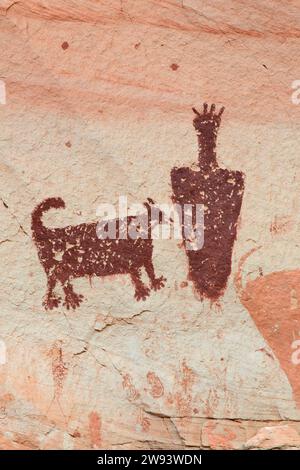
[172,360,197,416]
[31,198,166,310]
[270,216,292,235]
[171,104,244,301]
[166,393,174,405]
[141,417,150,431]
[120,373,152,433]
[146,371,164,398]
[234,246,261,296]
[88,411,102,448]
[204,421,236,449]
[179,359,196,393]
[161,361,198,415]
[137,411,151,432]
[50,341,67,399]
[0,393,14,416]
[256,347,274,360]
[120,373,151,432]
[122,373,140,401]
[0,393,14,404]
[202,389,220,417]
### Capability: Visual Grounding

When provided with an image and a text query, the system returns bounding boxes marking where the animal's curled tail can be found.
[31,197,65,240]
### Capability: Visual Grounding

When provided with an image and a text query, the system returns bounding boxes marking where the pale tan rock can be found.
[245,425,300,450]
[0,0,300,450]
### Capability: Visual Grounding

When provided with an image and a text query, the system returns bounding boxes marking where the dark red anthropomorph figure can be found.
[171,103,245,301]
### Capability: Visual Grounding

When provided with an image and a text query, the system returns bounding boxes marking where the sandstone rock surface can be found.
[0,0,300,449]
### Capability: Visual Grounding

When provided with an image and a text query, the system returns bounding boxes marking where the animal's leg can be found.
[43,273,61,310]
[131,268,150,301]
[144,260,166,291]
[63,281,84,310]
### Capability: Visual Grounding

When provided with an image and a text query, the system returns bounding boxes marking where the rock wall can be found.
[1,0,300,450]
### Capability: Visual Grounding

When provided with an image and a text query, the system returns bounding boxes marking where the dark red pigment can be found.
[31,199,166,310]
[171,103,245,301]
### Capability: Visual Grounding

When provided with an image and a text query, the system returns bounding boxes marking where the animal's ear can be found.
[147,198,155,205]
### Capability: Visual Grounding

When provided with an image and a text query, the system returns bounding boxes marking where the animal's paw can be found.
[43,295,61,310]
[63,292,84,310]
[134,286,150,301]
[152,276,166,291]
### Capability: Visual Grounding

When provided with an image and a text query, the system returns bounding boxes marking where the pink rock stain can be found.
[88,411,102,449]
[239,269,300,406]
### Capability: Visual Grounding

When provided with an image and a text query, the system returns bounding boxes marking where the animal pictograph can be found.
[171,103,245,301]
[32,198,166,310]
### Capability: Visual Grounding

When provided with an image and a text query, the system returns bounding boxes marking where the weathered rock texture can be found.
[1,0,300,450]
